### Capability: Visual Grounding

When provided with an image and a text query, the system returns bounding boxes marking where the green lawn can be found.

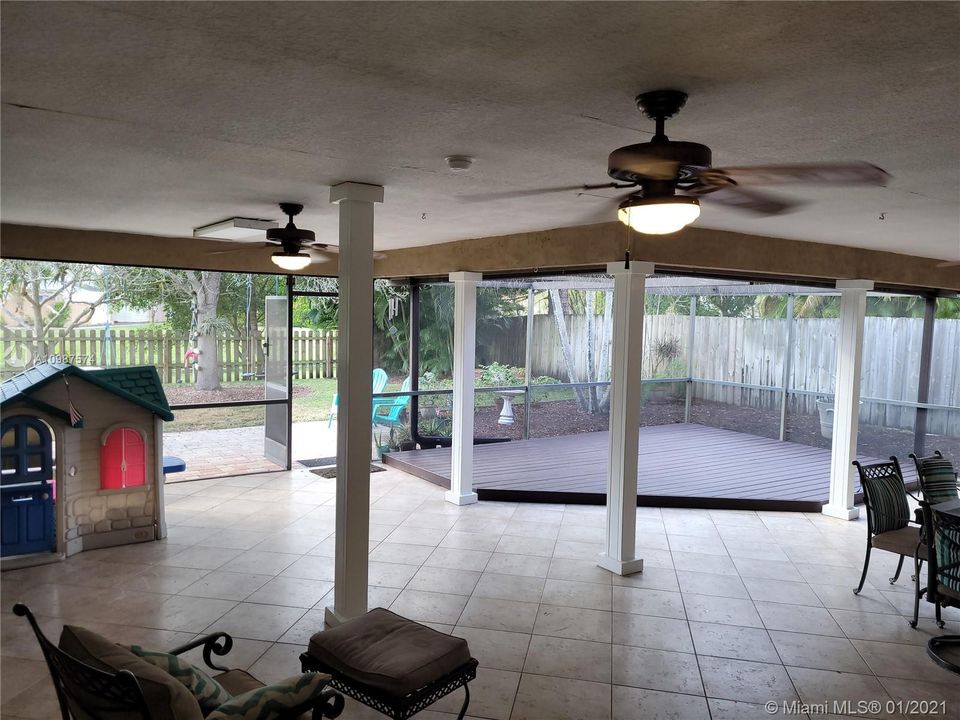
[166,377,401,431]
[163,376,576,433]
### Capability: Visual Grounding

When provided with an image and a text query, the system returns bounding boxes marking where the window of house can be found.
[100,427,146,489]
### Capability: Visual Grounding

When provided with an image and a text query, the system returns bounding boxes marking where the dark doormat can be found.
[298,457,338,468]
[310,465,386,478]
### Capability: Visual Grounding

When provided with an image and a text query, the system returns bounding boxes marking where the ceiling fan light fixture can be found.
[617,195,700,235]
[271,251,311,271]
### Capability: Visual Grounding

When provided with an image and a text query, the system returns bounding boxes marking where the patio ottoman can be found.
[300,608,478,720]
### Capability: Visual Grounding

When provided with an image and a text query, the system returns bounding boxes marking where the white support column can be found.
[326,181,384,626]
[446,271,481,505]
[598,260,655,576]
[823,279,873,521]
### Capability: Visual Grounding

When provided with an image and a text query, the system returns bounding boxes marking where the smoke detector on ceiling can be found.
[445,155,474,172]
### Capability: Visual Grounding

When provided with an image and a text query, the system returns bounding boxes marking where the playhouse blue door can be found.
[1,416,56,557]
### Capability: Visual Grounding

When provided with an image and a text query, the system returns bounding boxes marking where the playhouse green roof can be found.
[0,363,174,421]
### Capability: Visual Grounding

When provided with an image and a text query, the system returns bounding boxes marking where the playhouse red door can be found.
[101,428,146,489]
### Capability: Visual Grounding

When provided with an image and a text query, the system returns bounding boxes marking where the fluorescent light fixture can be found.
[271,251,311,271]
[617,196,700,235]
[194,217,278,240]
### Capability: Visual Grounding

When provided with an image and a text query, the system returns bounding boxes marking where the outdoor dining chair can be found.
[851,459,926,598]
[926,504,960,670]
[910,450,959,628]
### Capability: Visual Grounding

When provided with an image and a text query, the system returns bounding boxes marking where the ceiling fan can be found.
[206,203,384,271]
[463,89,891,235]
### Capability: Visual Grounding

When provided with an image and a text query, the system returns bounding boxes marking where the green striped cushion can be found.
[864,472,910,534]
[919,457,959,505]
[129,646,231,713]
[935,527,960,594]
[207,672,328,720]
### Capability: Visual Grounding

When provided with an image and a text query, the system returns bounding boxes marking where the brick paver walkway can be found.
[164,421,339,481]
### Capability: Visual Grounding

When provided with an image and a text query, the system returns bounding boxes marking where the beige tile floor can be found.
[2,466,958,720]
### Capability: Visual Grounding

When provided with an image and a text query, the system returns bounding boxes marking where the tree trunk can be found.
[549,289,588,410]
[189,272,222,391]
[29,279,47,360]
[585,291,598,412]
[598,290,613,412]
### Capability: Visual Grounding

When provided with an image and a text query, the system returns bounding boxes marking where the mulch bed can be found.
[164,384,313,404]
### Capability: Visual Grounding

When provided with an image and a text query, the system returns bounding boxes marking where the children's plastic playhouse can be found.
[1,362,174,567]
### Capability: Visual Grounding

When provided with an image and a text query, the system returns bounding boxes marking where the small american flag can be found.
[63,376,84,428]
[68,401,84,428]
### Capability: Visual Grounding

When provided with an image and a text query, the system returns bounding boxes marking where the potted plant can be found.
[648,337,682,402]
[373,428,391,459]
[389,426,416,452]
[815,395,862,439]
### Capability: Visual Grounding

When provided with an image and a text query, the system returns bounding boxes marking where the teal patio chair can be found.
[328,368,389,427]
[373,377,412,428]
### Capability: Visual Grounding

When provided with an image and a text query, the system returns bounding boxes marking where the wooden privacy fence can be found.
[0,328,338,383]
[483,314,960,435]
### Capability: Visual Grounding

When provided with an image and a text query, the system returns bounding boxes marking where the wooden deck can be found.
[383,423,916,512]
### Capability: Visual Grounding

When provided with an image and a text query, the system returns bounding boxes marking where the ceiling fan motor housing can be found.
[266,202,316,247]
[608,141,712,183]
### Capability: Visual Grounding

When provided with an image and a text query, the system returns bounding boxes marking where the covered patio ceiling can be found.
[1,2,958,263]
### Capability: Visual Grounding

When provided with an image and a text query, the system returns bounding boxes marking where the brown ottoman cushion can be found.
[307,608,471,697]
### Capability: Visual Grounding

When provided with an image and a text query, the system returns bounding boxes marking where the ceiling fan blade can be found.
[206,245,266,256]
[457,183,631,203]
[937,260,960,268]
[703,162,890,187]
[691,185,801,216]
[307,244,386,260]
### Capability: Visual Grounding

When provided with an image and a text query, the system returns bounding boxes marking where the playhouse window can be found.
[100,428,146,490]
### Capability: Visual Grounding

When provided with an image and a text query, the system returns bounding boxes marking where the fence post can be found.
[778,294,795,441]
[684,296,697,423]
[161,332,170,382]
[325,332,334,378]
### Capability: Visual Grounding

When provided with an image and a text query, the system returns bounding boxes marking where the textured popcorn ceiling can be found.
[1,1,958,260]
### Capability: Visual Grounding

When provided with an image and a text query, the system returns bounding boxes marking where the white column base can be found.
[324,606,349,627]
[445,490,478,506]
[597,553,643,576]
[821,503,860,521]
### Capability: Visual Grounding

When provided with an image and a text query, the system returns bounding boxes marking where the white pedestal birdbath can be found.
[496,390,525,425]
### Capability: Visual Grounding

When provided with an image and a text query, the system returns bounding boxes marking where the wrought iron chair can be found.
[13,603,152,720]
[851,459,926,599]
[910,451,959,627]
[927,505,960,672]
[13,603,344,719]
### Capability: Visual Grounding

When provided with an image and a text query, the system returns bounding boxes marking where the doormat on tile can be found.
[310,465,386,478]
[298,457,338,467]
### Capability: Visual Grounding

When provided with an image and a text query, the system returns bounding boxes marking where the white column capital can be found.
[329,182,384,205]
[449,271,482,284]
[836,279,874,291]
[606,261,655,276]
